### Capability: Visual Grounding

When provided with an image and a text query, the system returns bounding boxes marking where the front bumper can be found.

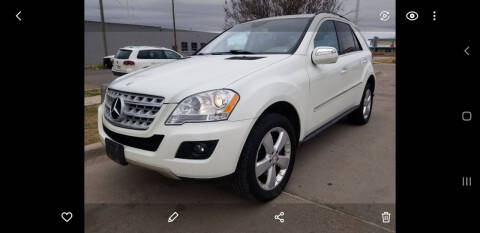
[98,104,255,179]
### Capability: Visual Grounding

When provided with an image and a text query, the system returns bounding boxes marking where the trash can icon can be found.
[382,212,391,223]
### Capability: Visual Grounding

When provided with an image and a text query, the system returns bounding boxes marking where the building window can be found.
[200,43,206,48]
[191,42,198,51]
[181,42,188,51]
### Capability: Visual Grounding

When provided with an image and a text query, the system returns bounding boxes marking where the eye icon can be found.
[406,11,419,21]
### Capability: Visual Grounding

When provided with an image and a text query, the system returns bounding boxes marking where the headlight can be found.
[166,89,240,125]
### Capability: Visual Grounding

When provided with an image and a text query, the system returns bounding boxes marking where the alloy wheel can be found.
[255,127,291,191]
[362,89,372,119]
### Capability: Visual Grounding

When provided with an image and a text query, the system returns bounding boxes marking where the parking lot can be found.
[85,63,395,233]
[85,69,117,90]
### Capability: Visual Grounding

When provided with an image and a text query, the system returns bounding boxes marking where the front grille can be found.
[104,88,164,130]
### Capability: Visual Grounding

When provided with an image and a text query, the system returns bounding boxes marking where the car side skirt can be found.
[300,105,359,144]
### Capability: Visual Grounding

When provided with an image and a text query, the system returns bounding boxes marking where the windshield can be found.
[198,17,312,55]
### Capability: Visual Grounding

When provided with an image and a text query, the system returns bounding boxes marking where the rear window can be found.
[115,49,132,59]
[136,50,167,59]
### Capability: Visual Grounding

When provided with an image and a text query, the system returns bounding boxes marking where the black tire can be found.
[349,83,374,125]
[232,113,297,201]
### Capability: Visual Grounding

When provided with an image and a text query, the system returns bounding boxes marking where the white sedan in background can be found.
[112,46,183,76]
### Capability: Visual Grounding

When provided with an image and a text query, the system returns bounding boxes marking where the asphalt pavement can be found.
[85,63,396,233]
[85,69,116,90]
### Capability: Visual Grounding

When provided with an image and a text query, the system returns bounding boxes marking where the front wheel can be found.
[232,113,297,201]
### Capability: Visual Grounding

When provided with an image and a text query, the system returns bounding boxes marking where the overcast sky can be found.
[85,0,395,39]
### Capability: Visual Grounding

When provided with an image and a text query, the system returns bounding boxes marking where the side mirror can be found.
[311,46,338,65]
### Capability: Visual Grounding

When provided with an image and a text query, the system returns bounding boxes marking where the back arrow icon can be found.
[464,46,470,56]
[16,11,22,21]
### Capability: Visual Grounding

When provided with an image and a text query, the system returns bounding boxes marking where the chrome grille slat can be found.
[123,100,163,108]
[104,88,164,130]
[122,111,157,119]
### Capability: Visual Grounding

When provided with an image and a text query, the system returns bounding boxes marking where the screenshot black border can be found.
[6,0,476,232]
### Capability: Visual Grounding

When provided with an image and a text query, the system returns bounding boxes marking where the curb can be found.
[85,142,105,161]
[85,95,101,106]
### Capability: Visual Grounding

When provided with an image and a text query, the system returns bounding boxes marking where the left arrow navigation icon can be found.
[16,11,22,21]
[464,46,470,56]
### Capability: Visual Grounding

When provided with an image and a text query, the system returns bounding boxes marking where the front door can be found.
[306,19,345,132]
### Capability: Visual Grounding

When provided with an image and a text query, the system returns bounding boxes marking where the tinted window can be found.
[181,42,188,51]
[191,42,198,51]
[313,20,339,51]
[136,50,167,59]
[352,30,363,50]
[164,50,181,59]
[115,49,132,59]
[334,21,357,55]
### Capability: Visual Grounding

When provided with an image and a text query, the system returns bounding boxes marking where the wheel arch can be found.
[367,74,375,94]
[257,101,301,144]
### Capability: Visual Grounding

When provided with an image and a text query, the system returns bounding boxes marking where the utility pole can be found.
[171,0,178,52]
[354,0,360,24]
[99,0,108,56]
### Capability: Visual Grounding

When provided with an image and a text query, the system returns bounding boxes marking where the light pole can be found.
[354,0,360,24]
[171,0,178,52]
[99,0,108,56]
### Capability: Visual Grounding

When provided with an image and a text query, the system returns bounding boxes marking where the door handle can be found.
[361,58,368,64]
[340,68,348,74]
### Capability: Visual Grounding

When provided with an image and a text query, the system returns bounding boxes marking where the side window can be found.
[181,42,188,51]
[334,21,357,55]
[352,33,360,51]
[351,29,363,51]
[164,50,181,59]
[313,20,339,52]
[137,50,167,59]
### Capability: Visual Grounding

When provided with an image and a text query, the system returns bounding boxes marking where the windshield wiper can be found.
[209,50,256,55]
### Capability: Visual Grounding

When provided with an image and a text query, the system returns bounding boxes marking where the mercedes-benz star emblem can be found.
[110,97,124,121]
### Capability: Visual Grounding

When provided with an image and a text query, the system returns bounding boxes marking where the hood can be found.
[108,54,290,103]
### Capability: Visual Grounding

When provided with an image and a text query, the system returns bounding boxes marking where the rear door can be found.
[112,49,133,73]
[334,21,367,107]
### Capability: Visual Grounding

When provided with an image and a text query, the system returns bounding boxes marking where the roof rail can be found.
[315,11,351,22]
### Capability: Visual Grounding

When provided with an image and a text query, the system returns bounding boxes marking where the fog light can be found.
[176,140,219,160]
[193,143,207,154]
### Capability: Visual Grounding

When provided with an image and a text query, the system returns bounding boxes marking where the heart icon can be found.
[61,212,73,222]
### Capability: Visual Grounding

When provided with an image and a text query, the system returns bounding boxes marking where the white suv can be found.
[98,14,375,201]
[111,46,183,76]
